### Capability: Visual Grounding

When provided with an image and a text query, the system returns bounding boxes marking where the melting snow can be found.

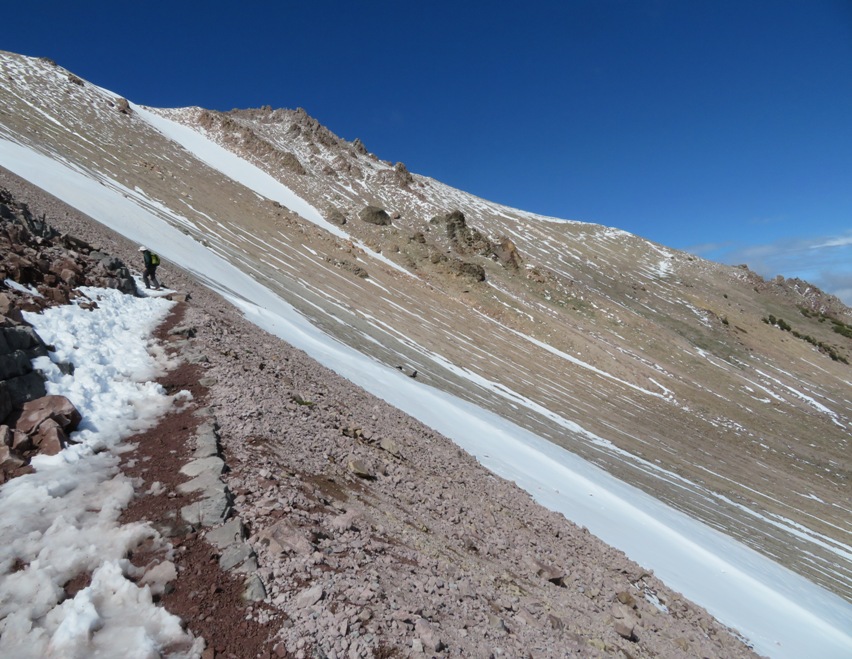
[0,287,201,658]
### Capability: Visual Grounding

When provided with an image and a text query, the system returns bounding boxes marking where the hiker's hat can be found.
[138,246,147,251]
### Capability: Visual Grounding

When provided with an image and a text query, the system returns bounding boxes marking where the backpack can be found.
[150,253,161,266]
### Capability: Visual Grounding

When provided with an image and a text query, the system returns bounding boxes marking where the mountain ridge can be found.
[0,48,849,612]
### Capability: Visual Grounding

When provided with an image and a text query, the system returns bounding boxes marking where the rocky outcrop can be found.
[0,187,137,306]
[114,97,132,115]
[774,275,850,317]
[351,138,368,155]
[0,188,136,482]
[430,210,492,256]
[493,236,523,270]
[378,162,414,188]
[285,107,341,149]
[449,259,486,282]
[0,394,82,481]
[394,162,413,187]
[198,110,307,176]
[324,207,347,226]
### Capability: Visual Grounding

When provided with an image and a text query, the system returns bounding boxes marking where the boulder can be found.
[193,421,220,459]
[293,584,323,609]
[347,457,375,479]
[614,619,637,641]
[530,557,566,587]
[0,382,13,424]
[45,287,70,305]
[0,294,22,323]
[180,488,232,528]
[15,395,81,435]
[494,236,523,269]
[0,350,33,380]
[0,444,25,473]
[115,97,132,114]
[611,603,639,641]
[219,542,256,571]
[379,437,401,456]
[415,618,445,652]
[31,417,69,455]
[616,590,637,606]
[205,518,246,550]
[10,428,32,452]
[243,574,267,602]
[177,468,223,495]
[179,455,225,478]
[4,372,47,407]
[2,325,44,352]
[257,520,314,556]
[358,205,392,226]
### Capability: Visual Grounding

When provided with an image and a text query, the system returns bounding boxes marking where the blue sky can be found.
[5,1,852,303]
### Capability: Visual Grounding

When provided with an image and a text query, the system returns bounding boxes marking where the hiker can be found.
[138,245,161,290]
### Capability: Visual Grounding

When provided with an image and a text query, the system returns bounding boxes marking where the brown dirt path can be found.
[118,303,286,659]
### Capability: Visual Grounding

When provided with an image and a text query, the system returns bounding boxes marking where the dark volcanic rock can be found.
[358,205,392,226]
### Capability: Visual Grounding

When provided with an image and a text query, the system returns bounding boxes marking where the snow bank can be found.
[0,287,201,658]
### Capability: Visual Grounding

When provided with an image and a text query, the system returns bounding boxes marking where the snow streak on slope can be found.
[1,139,850,659]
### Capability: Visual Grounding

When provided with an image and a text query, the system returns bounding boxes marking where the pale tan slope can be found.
[1,51,849,599]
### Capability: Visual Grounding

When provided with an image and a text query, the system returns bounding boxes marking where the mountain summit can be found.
[0,51,850,656]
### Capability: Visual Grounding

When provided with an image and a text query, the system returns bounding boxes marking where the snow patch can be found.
[0,287,200,658]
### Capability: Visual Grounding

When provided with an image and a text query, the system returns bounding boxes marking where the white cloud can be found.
[692,231,852,306]
[811,235,852,249]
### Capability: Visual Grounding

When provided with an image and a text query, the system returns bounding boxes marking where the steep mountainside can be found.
[0,176,766,658]
[0,49,849,608]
